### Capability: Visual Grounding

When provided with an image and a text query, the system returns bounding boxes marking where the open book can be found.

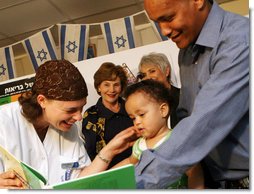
[0,144,47,189]
[49,164,136,189]
[0,144,136,189]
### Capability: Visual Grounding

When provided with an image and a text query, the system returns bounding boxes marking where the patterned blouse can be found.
[82,97,133,168]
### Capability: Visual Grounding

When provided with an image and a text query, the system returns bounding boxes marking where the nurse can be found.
[0,59,137,189]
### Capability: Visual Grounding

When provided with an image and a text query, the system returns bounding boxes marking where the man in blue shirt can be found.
[136,0,249,189]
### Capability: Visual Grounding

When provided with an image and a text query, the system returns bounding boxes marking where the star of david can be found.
[0,64,6,76]
[114,35,127,48]
[66,41,78,53]
[36,49,47,62]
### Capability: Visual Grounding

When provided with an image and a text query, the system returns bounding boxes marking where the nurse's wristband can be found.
[97,152,110,164]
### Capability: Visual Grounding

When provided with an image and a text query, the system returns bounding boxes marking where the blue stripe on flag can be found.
[104,22,114,53]
[42,30,57,59]
[60,25,66,59]
[154,22,168,41]
[78,25,86,61]
[4,47,14,79]
[124,17,135,49]
[24,39,39,70]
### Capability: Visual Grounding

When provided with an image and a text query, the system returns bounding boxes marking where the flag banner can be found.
[58,24,89,63]
[101,16,136,53]
[144,11,168,41]
[22,28,58,70]
[152,21,168,41]
[0,46,16,82]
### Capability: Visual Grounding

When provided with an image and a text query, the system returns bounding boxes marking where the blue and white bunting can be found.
[144,11,168,41]
[152,21,168,41]
[22,28,58,70]
[0,46,16,81]
[58,24,89,63]
[101,16,136,53]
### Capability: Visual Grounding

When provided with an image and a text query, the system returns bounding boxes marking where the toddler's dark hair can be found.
[124,79,175,111]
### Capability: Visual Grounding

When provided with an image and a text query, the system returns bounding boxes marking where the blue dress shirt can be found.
[135,1,249,189]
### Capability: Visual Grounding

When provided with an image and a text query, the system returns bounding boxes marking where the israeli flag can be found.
[152,21,168,41]
[144,11,168,41]
[101,16,136,53]
[22,28,58,70]
[0,47,16,82]
[58,24,89,63]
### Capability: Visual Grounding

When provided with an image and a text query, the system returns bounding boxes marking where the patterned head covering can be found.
[32,60,88,101]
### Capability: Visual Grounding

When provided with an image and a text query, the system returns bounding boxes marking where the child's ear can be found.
[160,103,169,118]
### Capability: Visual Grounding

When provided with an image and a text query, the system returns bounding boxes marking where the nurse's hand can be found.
[0,171,25,189]
[78,126,139,177]
[102,126,140,160]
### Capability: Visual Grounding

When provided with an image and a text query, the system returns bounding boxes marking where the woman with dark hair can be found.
[82,62,133,169]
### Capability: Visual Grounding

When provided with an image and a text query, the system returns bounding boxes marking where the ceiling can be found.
[0,0,145,49]
[0,0,236,52]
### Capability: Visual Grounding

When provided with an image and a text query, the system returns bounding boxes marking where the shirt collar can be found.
[189,1,224,63]
[195,0,224,49]
[96,97,127,119]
